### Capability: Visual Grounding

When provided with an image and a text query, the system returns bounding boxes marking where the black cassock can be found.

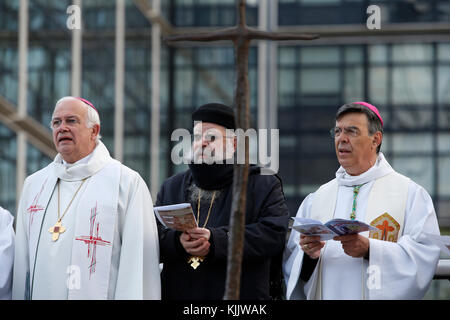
[155,166,290,300]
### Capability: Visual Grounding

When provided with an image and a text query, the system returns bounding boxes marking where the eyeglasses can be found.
[330,126,361,138]
[50,117,81,129]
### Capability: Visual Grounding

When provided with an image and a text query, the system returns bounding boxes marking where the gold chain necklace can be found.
[188,189,216,269]
[48,178,87,242]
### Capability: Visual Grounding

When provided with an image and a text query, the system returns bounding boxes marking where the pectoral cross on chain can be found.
[188,256,205,270]
[165,0,319,299]
[48,220,66,242]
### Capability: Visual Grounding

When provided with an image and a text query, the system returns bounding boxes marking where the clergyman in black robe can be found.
[155,103,290,300]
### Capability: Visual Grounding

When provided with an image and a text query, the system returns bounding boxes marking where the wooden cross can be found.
[165,0,319,300]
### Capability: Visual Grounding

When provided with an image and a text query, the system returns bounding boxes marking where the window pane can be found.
[438,157,450,197]
[300,0,341,4]
[300,47,340,64]
[0,47,18,103]
[300,68,339,94]
[279,135,297,148]
[279,47,297,64]
[345,46,363,64]
[392,67,432,105]
[279,70,296,106]
[299,134,334,153]
[437,200,450,225]
[438,109,450,129]
[438,66,450,104]
[392,44,432,63]
[392,156,434,195]
[278,110,299,130]
[0,124,16,212]
[438,134,450,152]
[175,69,194,106]
[197,69,233,103]
[392,133,433,153]
[369,45,388,64]
[393,109,433,129]
[438,43,450,62]
[369,67,388,105]
[344,67,363,101]
[298,157,338,187]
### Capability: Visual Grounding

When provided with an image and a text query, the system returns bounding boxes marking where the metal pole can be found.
[114,0,125,161]
[71,0,82,97]
[16,0,28,209]
[257,0,268,130]
[150,0,161,199]
[257,0,278,131]
[268,0,278,131]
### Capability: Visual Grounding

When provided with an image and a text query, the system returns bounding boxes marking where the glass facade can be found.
[0,2,18,211]
[0,0,449,298]
[172,0,258,27]
[277,42,450,226]
[278,0,450,25]
[1,0,449,221]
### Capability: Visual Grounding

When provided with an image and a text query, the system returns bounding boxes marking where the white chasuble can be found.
[284,153,441,300]
[13,142,161,300]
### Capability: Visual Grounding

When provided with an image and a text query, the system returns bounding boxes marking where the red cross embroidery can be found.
[376,220,395,241]
[27,178,47,226]
[75,203,111,278]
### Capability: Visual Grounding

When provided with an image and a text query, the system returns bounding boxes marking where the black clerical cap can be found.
[192,103,236,129]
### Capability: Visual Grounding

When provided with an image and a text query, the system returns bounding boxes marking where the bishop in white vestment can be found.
[12,97,161,299]
[283,102,441,300]
[0,206,14,299]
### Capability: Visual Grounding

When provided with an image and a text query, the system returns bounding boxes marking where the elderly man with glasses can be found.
[13,96,161,300]
[283,102,441,300]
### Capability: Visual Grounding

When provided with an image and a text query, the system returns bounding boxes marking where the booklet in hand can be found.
[154,203,198,232]
[292,217,377,240]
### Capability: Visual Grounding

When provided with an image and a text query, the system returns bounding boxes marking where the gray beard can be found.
[188,183,221,204]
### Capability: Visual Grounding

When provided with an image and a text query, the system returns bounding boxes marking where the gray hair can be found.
[335,102,383,153]
[187,183,221,204]
[52,96,102,142]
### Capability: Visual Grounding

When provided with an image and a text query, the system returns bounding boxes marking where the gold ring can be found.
[303,244,309,250]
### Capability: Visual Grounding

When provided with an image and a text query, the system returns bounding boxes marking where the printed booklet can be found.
[154,203,197,232]
[292,217,377,240]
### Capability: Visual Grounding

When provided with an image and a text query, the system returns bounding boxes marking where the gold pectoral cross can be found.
[187,256,205,270]
[48,220,66,242]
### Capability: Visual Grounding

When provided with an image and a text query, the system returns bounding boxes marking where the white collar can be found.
[62,152,93,168]
[335,152,394,187]
[52,141,112,181]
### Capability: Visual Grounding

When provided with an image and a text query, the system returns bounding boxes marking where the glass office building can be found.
[0,0,449,298]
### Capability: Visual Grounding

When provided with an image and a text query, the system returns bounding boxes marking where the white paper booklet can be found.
[154,203,198,232]
[292,217,377,240]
